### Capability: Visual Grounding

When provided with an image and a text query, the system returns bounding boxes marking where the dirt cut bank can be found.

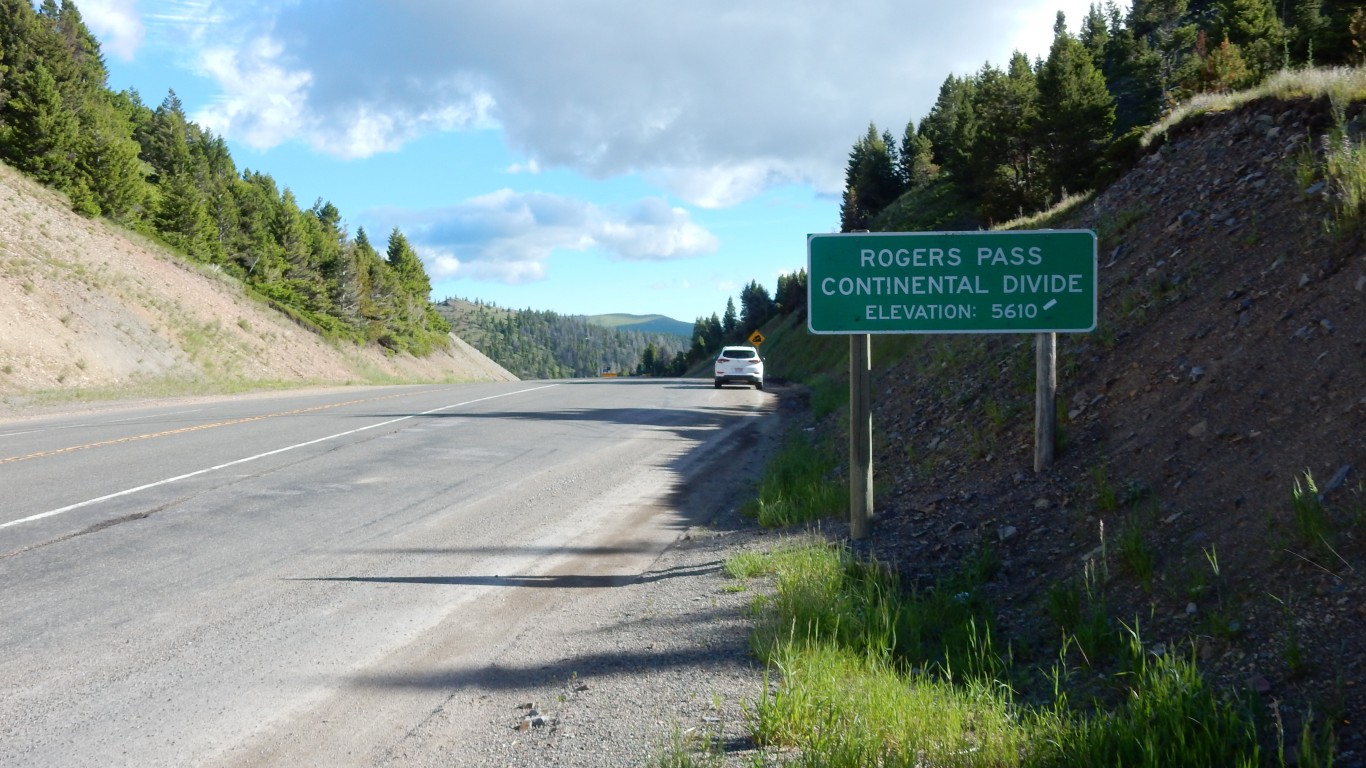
[0,161,515,417]
[853,93,1366,757]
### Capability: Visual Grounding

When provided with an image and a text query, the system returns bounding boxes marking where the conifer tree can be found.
[1082,3,1111,65]
[1037,12,1116,200]
[722,297,737,336]
[1289,0,1329,65]
[1,62,79,187]
[775,270,807,318]
[154,170,217,260]
[385,227,431,300]
[898,120,935,191]
[920,75,978,183]
[1101,2,1165,134]
[739,280,775,332]
[704,313,723,350]
[839,123,905,231]
[1131,0,1200,106]
[972,52,1043,221]
[76,93,148,220]
[1218,0,1284,75]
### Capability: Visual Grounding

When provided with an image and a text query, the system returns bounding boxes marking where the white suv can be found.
[714,345,764,389]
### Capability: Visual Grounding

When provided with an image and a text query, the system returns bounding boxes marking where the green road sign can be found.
[807,230,1097,334]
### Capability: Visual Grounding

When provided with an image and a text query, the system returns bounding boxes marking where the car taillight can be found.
[717,357,730,363]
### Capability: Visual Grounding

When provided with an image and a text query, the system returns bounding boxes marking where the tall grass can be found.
[731,540,1323,767]
[1037,629,1264,768]
[743,435,844,527]
[753,641,1029,767]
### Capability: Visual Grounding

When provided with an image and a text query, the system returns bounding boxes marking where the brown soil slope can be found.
[0,162,516,415]
[857,96,1365,754]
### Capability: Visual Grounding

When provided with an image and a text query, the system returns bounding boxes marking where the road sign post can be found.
[850,333,872,539]
[807,230,1097,335]
[807,230,1097,537]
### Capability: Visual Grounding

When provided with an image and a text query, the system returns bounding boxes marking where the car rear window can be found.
[722,348,756,359]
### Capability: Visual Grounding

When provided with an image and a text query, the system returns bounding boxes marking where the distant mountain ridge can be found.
[583,313,692,339]
[435,298,690,378]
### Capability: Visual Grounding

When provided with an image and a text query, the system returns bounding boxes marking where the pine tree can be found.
[1082,3,1111,65]
[76,92,148,220]
[1037,12,1116,200]
[1219,0,1284,76]
[1131,0,1200,107]
[920,75,978,183]
[1101,3,1165,134]
[739,280,775,332]
[971,52,1043,222]
[722,297,737,336]
[775,269,807,318]
[230,170,288,280]
[839,123,905,231]
[141,90,192,182]
[48,0,106,95]
[385,227,431,300]
[154,170,217,260]
[1289,0,1328,65]
[898,120,935,191]
[195,130,240,265]
[0,0,38,82]
[1,62,80,187]
[704,313,723,350]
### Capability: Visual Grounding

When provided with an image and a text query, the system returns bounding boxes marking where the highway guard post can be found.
[807,230,1098,539]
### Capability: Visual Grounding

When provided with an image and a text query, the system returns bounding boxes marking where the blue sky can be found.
[77,0,1115,324]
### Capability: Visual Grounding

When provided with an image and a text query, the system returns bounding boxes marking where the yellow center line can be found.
[0,391,426,467]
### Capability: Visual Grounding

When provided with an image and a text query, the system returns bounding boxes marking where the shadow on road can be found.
[289,560,721,590]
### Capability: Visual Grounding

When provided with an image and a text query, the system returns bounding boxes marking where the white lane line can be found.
[0,385,558,531]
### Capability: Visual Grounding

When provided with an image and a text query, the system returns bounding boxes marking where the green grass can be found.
[1143,67,1366,150]
[1290,470,1333,549]
[1117,507,1158,593]
[650,727,725,768]
[1039,629,1266,768]
[724,410,1336,764]
[727,540,1321,767]
[752,640,1028,767]
[742,434,844,528]
[806,372,846,420]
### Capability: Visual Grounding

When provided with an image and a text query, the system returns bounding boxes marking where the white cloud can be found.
[506,158,540,175]
[116,1,1120,202]
[75,0,144,60]
[375,190,719,286]
[194,36,311,149]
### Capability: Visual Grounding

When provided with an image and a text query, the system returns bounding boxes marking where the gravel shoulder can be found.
[384,521,778,768]
[372,389,804,768]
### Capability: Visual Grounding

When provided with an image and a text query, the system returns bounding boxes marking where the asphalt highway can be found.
[0,379,777,766]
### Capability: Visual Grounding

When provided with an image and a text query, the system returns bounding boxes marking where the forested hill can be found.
[0,0,450,356]
[585,313,694,338]
[840,0,1364,235]
[435,298,689,379]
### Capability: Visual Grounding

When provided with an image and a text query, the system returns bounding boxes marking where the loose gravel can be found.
[373,506,785,767]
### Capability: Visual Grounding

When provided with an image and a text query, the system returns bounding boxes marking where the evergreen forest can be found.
[436,298,691,379]
[840,0,1366,233]
[0,0,451,355]
[4,0,1363,382]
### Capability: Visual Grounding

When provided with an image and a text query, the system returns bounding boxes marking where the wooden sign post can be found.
[807,231,1097,539]
[849,334,873,539]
